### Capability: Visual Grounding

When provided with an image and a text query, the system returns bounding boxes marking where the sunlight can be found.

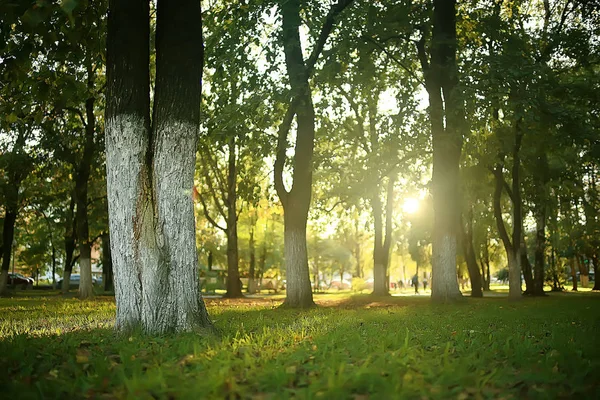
[402,198,420,214]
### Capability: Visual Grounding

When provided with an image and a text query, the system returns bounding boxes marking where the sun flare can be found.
[402,198,420,214]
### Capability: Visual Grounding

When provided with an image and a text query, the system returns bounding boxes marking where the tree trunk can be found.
[418,0,463,302]
[592,253,599,291]
[102,232,114,292]
[492,165,521,300]
[371,191,387,296]
[76,67,96,300]
[520,235,534,295]
[62,195,76,294]
[0,210,17,295]
[224,137,243,298]
[570,257,577,291]
[248,218,256,294]
[354,215,362,278]
[274,0,319,308]
[461,211,483,297]
[533,199,547,296]
[105,0,211,333]
[283,214,314,307]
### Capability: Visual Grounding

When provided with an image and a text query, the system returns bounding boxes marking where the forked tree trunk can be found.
[106,0,211,333]
[492,164,522,300]
[274,0,353,308]
[417,0,463,302]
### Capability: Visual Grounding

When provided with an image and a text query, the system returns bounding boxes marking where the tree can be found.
[105,0,211,333]
[274,0,355,308]
[415,0,464,301]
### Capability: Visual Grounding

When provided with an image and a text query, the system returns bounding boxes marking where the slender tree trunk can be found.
[102,232,114,292]
[520,235,534,295]
[461,209,483,297]
[62,195,76,293]
[492,165,521,300]
[533,200,547,296]
[106,0,211,333]
[354,215,362,278]
[283,211,314,307]
[570,257,577,291]
[248,218,256,294]
[224,137,242,298]
[76,68,96,300]
[0,210,17,295]
[592,253,600,291]
[371,191,387,296]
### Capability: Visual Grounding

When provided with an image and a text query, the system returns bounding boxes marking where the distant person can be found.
[398,279,404,290]
[423,275,428,291]
[412,274,419,294]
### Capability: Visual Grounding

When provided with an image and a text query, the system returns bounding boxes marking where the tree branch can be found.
[363,35,426,88]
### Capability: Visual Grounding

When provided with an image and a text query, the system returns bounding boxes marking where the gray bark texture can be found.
[105,0,212,334]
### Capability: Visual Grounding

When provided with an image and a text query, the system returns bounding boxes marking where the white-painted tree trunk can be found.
[106,116,209,333]
[508,250,522,300]
[431,234,462,302]
[284,227,314,308]
[79,252,94,299]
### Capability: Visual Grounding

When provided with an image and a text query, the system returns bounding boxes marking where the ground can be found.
[1,291,599,399]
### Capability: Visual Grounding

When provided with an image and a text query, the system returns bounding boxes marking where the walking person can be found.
[412,273,419,294]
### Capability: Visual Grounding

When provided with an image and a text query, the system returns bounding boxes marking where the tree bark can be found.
[102,232,114,292]
[62,194,77,293]
[76,64,96,300]
[0,132,28,295]
[371,190,387,296]
[520,235,534,295]
[419,0,463,302]
[492,164,521,300]
[461,208,483,297]
[223,137,243,298]
[248,221,256,294]
[0,210,17,295]
[106,0,211,333]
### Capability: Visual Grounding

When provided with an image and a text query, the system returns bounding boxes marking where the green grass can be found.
[1,293,599,399]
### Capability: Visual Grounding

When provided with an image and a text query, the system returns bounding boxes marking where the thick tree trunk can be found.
[106,0,211,333]
[224,138,243,298]
[0,210,17,295]
[283,216,314,307]
[419,0,463,302]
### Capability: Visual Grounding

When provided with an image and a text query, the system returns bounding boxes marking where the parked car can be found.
[7,273,34,289]
[57,274,99,289]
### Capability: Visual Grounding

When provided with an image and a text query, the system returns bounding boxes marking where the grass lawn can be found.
[1,292,599,399]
